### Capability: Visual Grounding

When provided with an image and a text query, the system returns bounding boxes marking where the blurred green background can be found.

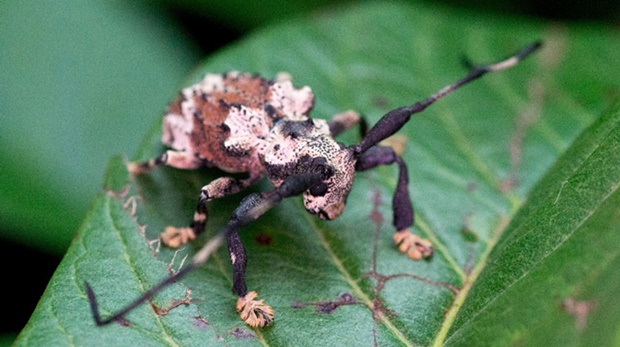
[1,0,618,343]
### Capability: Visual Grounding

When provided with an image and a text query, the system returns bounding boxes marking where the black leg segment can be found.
[161,176,258,248]
[356,145,413,231]
[220,172,323,327]
[356,145,433,260]
[223,172,323,297]
[228,230,248,297]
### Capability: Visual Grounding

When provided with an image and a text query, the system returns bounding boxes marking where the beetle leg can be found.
[356,145,433,260]
[87,172,323,328]
[328,110,367,138]
[161,175,259,248]
[221,172,323,327]
[128,150,202,175]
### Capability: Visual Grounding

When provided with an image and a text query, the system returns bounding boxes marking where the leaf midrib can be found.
[302,207,416,347]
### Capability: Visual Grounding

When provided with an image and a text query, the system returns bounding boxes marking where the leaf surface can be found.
[0,0,200,253]
[15,3,620,346]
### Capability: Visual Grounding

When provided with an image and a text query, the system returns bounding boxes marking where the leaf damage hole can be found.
[291,292,361,314]
[461,214,479,275]
[167,249,189,274]
[106,184,130,199]
[561,297,597,331]
[192,315,210,330]
[149,288,195,317]
[230,327,255,340]
[365,189,460,323]
[255,233,272,245]
[115,317,131,327]
[122,195,139,217]
[503,35,559,194]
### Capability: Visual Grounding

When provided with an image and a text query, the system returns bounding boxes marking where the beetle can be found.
[86,42,541,328]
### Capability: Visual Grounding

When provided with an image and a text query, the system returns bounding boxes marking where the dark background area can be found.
[2,0,618,339]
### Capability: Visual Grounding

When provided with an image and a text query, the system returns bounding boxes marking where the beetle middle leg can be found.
[355,145,433,260]
[161,175,260,248]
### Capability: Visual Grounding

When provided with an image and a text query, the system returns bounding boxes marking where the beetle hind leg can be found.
[128,150,202,175]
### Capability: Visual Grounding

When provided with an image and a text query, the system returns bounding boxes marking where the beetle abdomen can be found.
[162,72,315,174]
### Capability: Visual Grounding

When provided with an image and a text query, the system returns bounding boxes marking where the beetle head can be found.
[263,118,357,220]
[302,149,356,220]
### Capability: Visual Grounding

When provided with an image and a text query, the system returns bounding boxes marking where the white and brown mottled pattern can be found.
[161,72,315,176]
[160,71,357,220]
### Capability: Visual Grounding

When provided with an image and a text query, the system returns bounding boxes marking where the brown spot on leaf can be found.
[373,96,389,108]
[461,215,478,243]
[466,181,478,192]
[339,292,355,303]
[316,302,339,314]
[255,233,272,245]
[461,227,478,243]
[106,184,130,199]
[561,297,597,330]
[231,327,255,340]
[290,301,304,309]
[499,177,518,193]
[192,316,209,330]
[115,317,131,327]
[291,292,360,314]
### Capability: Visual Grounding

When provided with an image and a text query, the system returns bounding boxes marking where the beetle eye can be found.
[309,182,328,197]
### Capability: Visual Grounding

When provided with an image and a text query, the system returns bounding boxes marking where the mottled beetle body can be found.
[149,72,357,222]
[88,42,541,329]
[161,72,313,175]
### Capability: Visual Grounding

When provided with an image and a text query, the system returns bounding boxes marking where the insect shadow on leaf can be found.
[85,41,541,328]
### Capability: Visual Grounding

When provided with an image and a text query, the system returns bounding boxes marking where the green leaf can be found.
[16,2,620,346]
[443,97,620,346]
[0,0,200,253]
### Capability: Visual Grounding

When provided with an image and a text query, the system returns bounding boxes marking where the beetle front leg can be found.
[228,229,275,328]
[356,145,433,260]
[221,172,323,327]
[161,176,259,248]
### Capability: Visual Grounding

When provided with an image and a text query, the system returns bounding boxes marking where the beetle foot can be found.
[127,162,146,176]
[236,291,274,328]
[394,230,434,260]
[160,227,195,248]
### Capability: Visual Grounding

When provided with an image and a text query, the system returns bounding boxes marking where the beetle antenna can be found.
[86,230,226,326]
[355,41,542,154]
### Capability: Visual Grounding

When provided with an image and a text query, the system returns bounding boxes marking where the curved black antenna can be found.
[86,172,324,326]
[86,230,225,326]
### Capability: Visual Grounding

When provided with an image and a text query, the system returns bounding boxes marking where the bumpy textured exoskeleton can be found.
[86,42,541,328]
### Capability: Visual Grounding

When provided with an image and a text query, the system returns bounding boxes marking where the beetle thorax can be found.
[260,118,356,220]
